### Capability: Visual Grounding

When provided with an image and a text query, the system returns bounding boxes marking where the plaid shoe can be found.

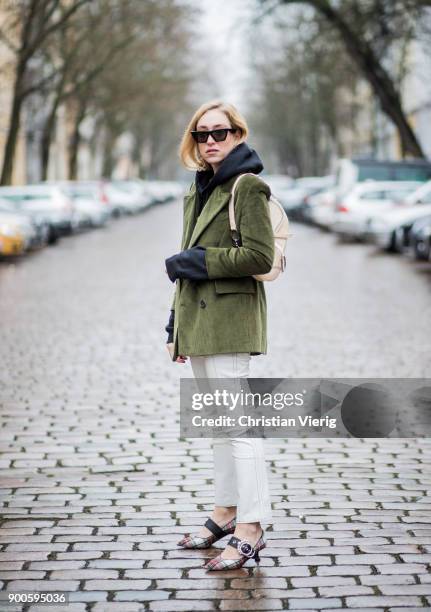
[203,531,266,571]
[177,516,236,549]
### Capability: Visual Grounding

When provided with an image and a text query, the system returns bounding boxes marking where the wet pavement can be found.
[0,198,430,611]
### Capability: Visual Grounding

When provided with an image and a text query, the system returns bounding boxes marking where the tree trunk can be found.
[40,69,68,181]
[101,126,117,179]
[1,0,89,184]
[311,0,425,158]
[41,97,61,180]
[278,0,425,158]
[0,61,26,185]
[68,100,87,180]
[132,131,144,177]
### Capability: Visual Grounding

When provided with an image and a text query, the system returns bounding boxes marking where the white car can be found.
[0,184,74,243]
[366,202,431,251]
[401,179,431,207]
[331,181,423,240]
[276,175,335,215]
[334,158,431,195]
[0,199,49,249]
[155,180,185,201]
[262,174,294,199]
[0,204,36,252]
[307,188,337,228]
[42,181,112,228]
[106,180,183,212]
[105,182,144,215]
[144,180,184,204]
[110,180,153,212]
[296,175,335,189]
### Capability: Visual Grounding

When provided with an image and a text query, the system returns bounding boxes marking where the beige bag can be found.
[229,173,291,281]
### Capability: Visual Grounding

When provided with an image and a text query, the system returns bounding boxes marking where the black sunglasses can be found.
[191,128,237,143]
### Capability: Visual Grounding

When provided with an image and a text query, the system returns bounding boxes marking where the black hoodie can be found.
[165,142,265,343]
[195,142,264,216]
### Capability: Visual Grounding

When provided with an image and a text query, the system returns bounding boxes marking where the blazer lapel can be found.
[186,179,235,249]
[181,187,198,250]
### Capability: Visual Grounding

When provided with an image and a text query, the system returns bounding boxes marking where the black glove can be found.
[165,309,175,343]
[165,246,209,283]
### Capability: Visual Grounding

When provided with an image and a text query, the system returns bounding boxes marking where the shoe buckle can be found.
[237,540,254,558]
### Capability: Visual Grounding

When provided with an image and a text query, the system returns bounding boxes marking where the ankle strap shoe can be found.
[177,516,236,549]
[204,531,266,571]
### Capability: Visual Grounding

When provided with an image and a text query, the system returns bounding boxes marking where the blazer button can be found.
[200,299,206,308]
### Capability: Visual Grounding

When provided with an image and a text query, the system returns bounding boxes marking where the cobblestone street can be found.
[0,198,430,611]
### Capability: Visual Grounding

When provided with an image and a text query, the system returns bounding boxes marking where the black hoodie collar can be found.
[195,142,264,214]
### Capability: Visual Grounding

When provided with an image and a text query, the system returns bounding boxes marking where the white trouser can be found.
[190,352,273,524]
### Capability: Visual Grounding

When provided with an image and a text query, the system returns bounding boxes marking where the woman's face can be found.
[195,109,241,172]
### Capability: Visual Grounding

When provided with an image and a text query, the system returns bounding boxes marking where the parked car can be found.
[397,179,431,208]
[334,158,431,197]
[144,180,184,204]
[41,180,115,222]
[0,201,35,256]
[42,181,111,228]
[366,203,431,251]
[306,188,338,228]
[331,181,422,240]
[104,182,144,215]
[261,174,294,198]
[276,175,335,219]
[104,179,182,213]
[0,185,74,243]
[109,180,154,212]
[0,199,49,250]
[409,214,431,261]
[68,193,109,228]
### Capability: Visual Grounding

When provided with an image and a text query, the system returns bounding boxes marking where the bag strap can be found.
[228,172,261,247]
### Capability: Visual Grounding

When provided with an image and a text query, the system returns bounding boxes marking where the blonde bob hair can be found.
[179,100,249,171]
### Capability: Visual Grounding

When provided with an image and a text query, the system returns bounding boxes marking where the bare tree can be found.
[0,0,91,184]
[258,0,428,158]
[87,0,195,179]
[248,11,363,175]
[0,0,209,183]
[39,1,136,179]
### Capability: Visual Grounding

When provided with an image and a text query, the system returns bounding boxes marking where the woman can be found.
[164,100,274,571]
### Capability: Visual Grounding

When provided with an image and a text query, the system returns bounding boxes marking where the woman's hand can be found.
[166,342,188,363]
[165,246,208,282]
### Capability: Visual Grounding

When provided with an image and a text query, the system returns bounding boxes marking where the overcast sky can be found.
[189,0,258,110]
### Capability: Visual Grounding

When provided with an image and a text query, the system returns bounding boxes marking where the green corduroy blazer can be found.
[169,173,274,362]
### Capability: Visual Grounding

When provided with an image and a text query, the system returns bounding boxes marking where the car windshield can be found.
[360,191,386,200]
[0,194,25,203]
[357,164,431,182]
[359,185,419,202]
[23,194,52,200]
[112,182,134,192]
[0,192,51,202]
[67,188,95,198]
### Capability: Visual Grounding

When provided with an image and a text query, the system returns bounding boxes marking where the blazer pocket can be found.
[214,277,257,294]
